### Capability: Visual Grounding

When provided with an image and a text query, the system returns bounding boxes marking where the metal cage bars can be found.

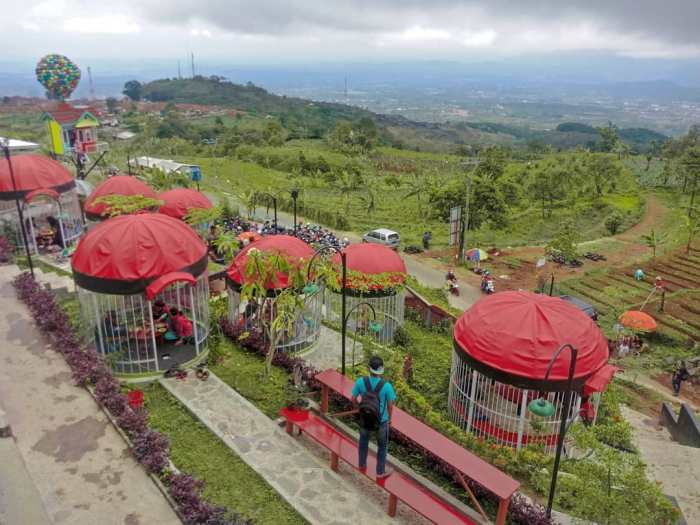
[323,289,406,346]
[448,351,581,454]
[77,273,209,375]
[226,283,324,354]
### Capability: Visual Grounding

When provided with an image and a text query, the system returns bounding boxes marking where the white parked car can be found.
[362,228,400,250]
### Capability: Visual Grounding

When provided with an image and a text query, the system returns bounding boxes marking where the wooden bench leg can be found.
[330,452,339,471]
[321,385,329,413]
[495,497,510,525]
[388,494,398,517]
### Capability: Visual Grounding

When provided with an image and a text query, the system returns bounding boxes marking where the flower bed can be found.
[12,272,248,525]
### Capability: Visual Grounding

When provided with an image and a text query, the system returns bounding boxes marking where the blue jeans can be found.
[359,421,389,475]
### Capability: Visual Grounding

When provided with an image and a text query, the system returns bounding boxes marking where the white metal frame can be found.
[77,273,209,375]
[448,350,582,454]
[323,288,406,346]
[227,282,324,353]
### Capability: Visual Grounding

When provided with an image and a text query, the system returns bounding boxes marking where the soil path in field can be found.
[615,194,668,242]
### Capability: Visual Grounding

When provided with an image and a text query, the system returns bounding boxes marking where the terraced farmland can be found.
[559,247,700,340]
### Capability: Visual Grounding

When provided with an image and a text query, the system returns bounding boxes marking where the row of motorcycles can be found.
[444,270,495,296]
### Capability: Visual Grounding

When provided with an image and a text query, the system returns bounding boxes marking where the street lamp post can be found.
[307,243,348,374]
[527,343,579,518]
[258,192,278,231]
[290,188,299,234]
[1,142,34,279]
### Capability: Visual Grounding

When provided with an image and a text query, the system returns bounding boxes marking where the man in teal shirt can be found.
[352,356,396,479]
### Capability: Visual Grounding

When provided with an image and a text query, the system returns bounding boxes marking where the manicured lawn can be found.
[144,382,307,525]
[210,336,293,419]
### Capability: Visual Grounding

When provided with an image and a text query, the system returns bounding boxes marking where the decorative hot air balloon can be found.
[35,54,81,100]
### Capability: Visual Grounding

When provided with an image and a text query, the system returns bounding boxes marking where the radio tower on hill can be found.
[87,66,95,100]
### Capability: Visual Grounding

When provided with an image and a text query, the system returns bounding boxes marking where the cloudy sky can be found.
[2,0,700,63]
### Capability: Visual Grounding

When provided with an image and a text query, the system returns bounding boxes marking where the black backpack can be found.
[358,377,386,430]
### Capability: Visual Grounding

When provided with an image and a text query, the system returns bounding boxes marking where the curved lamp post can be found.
[257,191,278,232]
[527,342,578,519]
[306,243,349,374]
[1,140,34,278]
[344,301,381,373]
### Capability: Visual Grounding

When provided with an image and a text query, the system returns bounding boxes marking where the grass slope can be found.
[144,382,307,525]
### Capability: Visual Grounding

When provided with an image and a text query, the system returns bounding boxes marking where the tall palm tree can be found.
[333,171,356,214]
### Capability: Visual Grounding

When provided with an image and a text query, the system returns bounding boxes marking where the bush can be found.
[604,211,624,235]
[0,235,14,263]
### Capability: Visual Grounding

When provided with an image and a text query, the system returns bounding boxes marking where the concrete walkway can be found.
[0,275,179,525]
[623,406,700,524]
[161,373,427,525]
[300,325,363,372]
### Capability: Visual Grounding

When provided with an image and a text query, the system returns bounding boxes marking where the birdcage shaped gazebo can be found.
[226,235,323,353]
[72,214,210,375]
[158,187,213,236]
[0,154,83,255]
[448,291,615,454]
[325,243,407,345]
[84,174,157,221]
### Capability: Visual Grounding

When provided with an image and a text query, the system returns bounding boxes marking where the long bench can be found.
[281,407,475,524]
[290,369,520,524]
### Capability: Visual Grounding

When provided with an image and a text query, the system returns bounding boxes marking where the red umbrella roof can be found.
[158,188,212,220]
[0,154,75,200]
[72,214,207,295]
[227,235,314,290]
[84,175,157,220]
[330,243,406,291]
[619,310,657,332]
[453,291,609,391]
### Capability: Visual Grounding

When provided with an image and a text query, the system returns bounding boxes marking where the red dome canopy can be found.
[158,188,212,220]
[227,235,314,290]
[331,243,406,292]
[0,154,75,200]
[84,175,157,220]
[72,214,208,295]
[453,291,609,391]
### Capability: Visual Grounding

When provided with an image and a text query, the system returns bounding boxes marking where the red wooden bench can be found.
[311,369,520,525]
[280,407,475,524]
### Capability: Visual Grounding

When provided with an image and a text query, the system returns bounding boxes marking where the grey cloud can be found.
[132,0,700,47]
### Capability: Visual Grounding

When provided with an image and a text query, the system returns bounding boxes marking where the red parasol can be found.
[453,291,610,391]
[0,154,75,200]
[619,310,657,332]
[84,175,157,220]
[72,214,207,295]
[158,188,212,220]
[227,235,313,290]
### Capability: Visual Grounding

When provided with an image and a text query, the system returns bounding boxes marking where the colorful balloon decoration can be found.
[35,54,81,100]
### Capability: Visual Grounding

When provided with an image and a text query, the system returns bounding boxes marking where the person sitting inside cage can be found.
[152,299,169,322]
[164,307,194,346]
[46,216,63,247]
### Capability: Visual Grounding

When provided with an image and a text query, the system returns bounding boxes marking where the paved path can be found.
[301,325,364,372]
[623,406,700,524]
[161,373,426,525]
[0,273,179,525]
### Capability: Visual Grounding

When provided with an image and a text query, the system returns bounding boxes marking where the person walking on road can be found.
[352,355,396,479]
[672,361,690,396]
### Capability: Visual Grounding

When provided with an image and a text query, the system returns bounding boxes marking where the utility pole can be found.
[458,160,476,264]
[178,60,182,80]
[87,66,95,101]
[191,52,195,78]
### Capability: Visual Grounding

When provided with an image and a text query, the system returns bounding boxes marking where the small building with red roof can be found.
[42,102,101,156]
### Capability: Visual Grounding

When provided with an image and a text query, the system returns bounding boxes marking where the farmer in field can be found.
[352,355,396,479]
